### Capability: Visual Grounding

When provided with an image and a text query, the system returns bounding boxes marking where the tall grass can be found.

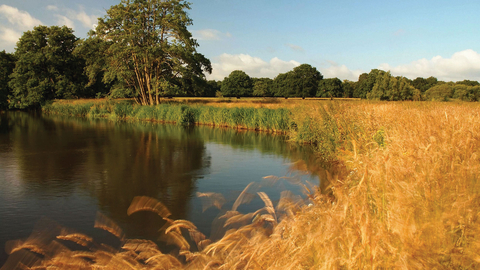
[42,101,294,134]
[12,100,479,269]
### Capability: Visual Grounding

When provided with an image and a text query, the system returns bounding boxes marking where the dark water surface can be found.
[0,111,322,265]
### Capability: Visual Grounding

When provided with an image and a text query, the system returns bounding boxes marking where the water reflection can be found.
[0,111,324,266]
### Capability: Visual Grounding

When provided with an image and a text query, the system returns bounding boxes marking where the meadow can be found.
[4,98,480,269]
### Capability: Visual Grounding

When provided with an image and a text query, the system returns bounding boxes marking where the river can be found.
[0,111,323,266]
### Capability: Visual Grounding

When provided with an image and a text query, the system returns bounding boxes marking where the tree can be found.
[456,79,480,87]
[453,84,480,101]
[412,76,439,93]
[253,78,273,97]
[342,80,355,98]
[317,78,343,98]
[425,84,454,101]
[354,69,383,98]
[273,71,295,98]
[367,71,391,100]
[9,25,85,109]
[74,36,119,98]
[221,70,253,97]
[292,64,322,98]
[0,50,16,109]
[95,0,212,105]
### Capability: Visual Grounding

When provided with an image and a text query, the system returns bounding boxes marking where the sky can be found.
[1,0,480,82]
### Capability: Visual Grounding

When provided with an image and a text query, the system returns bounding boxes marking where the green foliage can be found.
[292,64,323,98]
[0,50,16,109]
[452,84,480,101]
[368,71,390,100]
[425,84,454,101]
[271,64,322,98]
[373,128,386,147]
[456,79,480,87]
[43,102,93,117]
[73,36,113,98]
[95,0,211,105]
[317,78,343,98]
[221,70,253,97]
[366,71,417,101]
[113,101,134,118]
[8,26,86,109]
[354,69,384,98]
[253,78,273,97]
[412,76,440,93]
[292,103,342,160]
[273,72,295,98]
[342,80,355,98]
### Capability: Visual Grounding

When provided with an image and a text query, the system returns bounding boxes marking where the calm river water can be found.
[0,111,322,265]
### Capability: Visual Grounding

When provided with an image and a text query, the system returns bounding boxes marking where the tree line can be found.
[216,68,480,101]
[1,0,479,110]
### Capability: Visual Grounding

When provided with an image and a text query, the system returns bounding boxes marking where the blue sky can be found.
[1,0,480,81]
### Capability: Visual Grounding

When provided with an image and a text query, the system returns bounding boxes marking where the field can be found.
[4,99,480,269]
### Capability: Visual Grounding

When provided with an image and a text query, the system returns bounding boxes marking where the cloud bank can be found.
[207,53,301,80]
[0,5,42,30]
[0,5,42,50]
[207,53,364,81]
[379,49,480,82]
[193,29,231,41]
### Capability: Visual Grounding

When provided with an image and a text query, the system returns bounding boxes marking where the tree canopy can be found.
[221,70,253,97]
[8,25,85,109]
[0,50,16,109]
[94,0,212,105]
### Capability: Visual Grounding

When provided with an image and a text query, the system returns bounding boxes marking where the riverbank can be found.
[42,99,362,161]
[5,99,480,268]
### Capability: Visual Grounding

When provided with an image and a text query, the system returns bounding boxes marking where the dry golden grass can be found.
[4,100,480,269]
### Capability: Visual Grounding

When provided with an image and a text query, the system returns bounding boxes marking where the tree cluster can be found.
[216,67,480,101]
[1,0,480,109]
[1,0,212,109]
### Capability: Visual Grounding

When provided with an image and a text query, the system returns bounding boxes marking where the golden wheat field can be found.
[3,100,480,269]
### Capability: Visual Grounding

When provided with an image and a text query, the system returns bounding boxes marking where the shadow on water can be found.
[0,111,330,268]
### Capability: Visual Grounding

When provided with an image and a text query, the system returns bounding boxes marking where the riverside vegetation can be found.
[3,99,480,269]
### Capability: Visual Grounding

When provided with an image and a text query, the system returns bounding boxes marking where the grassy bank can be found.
[42,100,291,132]
[42,99,362,161]
[5,100,480,269]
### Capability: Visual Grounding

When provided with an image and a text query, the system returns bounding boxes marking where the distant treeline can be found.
[1,25,480,110]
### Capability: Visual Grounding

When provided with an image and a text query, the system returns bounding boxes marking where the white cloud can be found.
[286,43,304,52]
[320,62,363,81]
[46,5,59,11]
[73,10,98,28]
[208,53,300,80]
[379,49,480,81]
[0,26,21,49]
[0,4,42,30]
[55,15,75,29]
[193,29,231,40]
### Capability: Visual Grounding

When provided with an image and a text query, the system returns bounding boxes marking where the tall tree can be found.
[273,71,295,98]
[368,71,391,100]
[342,80,355,98]
[0,50,16,109]
[354,69,383,98]
[9,25,85,109]
[412,76,439,93]
[292,64,322,98]
[221,70,253,97]
[74,36,117,98]
[95,0,211,105]
[317,78,343,98]
[253,78,273,97]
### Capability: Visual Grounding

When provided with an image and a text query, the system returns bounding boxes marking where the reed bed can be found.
[5,100,480,269]
[43,100,295,135]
